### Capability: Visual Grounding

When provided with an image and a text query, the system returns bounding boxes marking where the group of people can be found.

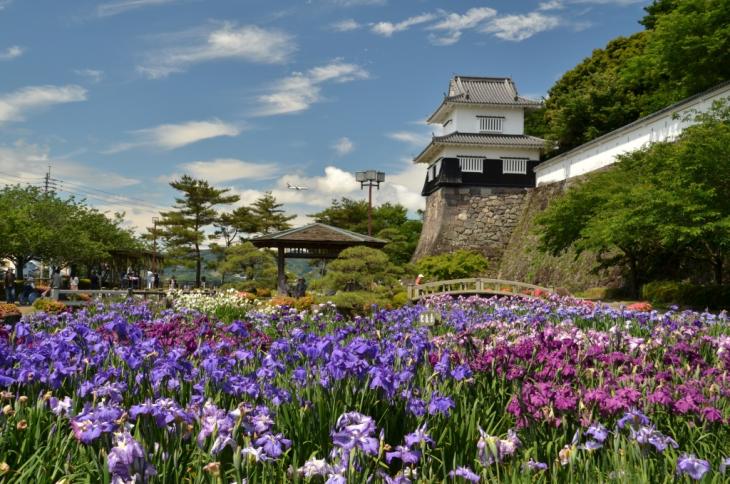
[3,268,39,305]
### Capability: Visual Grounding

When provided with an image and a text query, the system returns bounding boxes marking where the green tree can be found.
[251,192,295,235]
[158,176,239,287]
[0,185,139,278]
[540,0,730,156]
[320,246,402,293]
[415,250,489,281]
[213,206,260,247]
[311,198,422,264]
[219,242,277,290]
[537,102,730,292]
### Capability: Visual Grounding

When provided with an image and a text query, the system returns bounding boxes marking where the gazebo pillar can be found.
[277,247,287,295]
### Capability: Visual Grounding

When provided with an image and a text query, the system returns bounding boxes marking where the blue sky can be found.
[0,0,649,231]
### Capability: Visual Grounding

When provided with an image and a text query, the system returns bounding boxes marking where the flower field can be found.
[0,295,729,483]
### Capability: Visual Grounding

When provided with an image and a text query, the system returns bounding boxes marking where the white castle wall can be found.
[445,105,525,135]
[535,82,730,185]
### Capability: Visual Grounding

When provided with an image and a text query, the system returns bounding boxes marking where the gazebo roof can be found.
[251,223,388,249]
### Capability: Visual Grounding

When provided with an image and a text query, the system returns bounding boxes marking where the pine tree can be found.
[159,176,239,287]
[251,192,295,234]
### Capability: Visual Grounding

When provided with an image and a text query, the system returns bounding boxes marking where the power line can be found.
[50,177,166,212]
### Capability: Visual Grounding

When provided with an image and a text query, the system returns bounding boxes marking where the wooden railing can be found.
[407,278,554,301]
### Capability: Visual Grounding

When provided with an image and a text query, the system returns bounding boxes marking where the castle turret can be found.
[412,76,545,266]
[416,76,545,195]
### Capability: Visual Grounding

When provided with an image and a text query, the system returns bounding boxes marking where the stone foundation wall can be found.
[497,176,622,291]
[412,186,529,273]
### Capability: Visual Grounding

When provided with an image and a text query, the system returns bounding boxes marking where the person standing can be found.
[90,270,99,290]
[51,269,62,300]
[70,275,79,291]
[169,276,177,290]
[4,268,15,303]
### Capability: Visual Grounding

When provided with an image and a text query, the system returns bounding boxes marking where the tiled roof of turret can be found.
[413,132,546,164]
[428,76,542,123]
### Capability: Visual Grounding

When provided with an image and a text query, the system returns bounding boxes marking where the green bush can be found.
[391,291,410,308]
[78,278,92,289]
[642,280,682,304]
[326,291,390,315]
[642,281,730,310]
[415,250,489,281]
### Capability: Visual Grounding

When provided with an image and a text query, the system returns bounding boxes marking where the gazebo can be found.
[251,223,388,294]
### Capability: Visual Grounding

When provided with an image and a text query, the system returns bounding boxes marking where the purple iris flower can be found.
[107,431,156,483]
[720,457,730,475]
[522,460,548,472]
[449,466,480,482]
[49,396,72,416]
[617,408,650,430]
[331,411,379,456]
[428,393,455,416]
[254,433,292,459]
[385,445,420,465]
[586,423,609,443]
[630,426,678,453]
[404,423,434,448]
[677,454,711,480]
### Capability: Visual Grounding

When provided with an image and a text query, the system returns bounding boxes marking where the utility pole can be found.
[44,165,51,193]
[355,170,385,236]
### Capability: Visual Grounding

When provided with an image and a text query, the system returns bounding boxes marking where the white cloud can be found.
[0,45,23,60]
[0,142,140,191]
[387,131,430,147]
[332,137,354,156]
[482,12,562,41]
[74,68,104,83]
[0,0,13,11]
[138,22,296,79]
[371,12,437,37]
[255,60,369,116]
[175,158,279,184]
[0,85,87,125]
[427,7,496,46]
[330,19,361,31]
[106,119,241,153]
[97,0,178,17]
[538,0,564,10]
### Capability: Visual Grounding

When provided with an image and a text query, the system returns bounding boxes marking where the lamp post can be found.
[355,170,385,236]
[152,217,159,273]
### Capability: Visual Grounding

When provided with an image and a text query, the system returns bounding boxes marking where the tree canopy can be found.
[530,0,730,155]
[310,198,422,265]
[158,175,239,287]
[536,102,730,294]
[0,185,140,278]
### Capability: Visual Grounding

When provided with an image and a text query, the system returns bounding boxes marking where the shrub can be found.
[327,291,390,315]
[32,298,66,314]
[320,247,402,293]
[642,280,682,304]
[415,250,489,281]
[642,281,730,310]
[391,291,409,308]
[255,287,272,298]
[78,278,92,290]
[0,303,20,318]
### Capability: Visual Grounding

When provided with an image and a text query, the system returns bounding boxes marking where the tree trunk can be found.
[714,257,723,285]
[195,244,201,288]
[628,255,640,299]
[12,256,26,280]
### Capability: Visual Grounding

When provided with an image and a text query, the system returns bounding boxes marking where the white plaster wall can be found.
[439,145,540,160]
[535,84,730,185]
[448,106,524,135]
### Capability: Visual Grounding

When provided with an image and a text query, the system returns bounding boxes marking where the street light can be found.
[355,170,385,236]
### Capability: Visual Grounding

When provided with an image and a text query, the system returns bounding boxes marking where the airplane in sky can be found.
[287,182,309,191]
